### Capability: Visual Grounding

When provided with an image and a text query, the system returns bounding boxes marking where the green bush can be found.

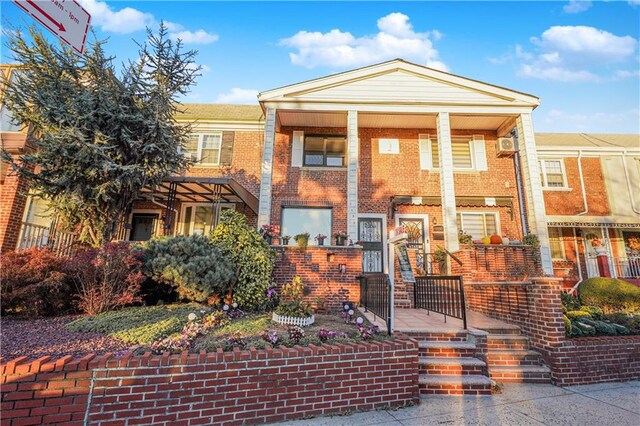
[566,310,592,320]
[210,210,276,309]
[611,323,630,335]
[603,313,640,334]
[579,318,617,336]
[66,304,210,344]
[580,305,603,320]
[563,314,572,336]
[275,276,314,318]
[573,321,595,336]
[0,248,73,317]
[561,292,581,311]
[578,277,640,313]
[144,235,235,303]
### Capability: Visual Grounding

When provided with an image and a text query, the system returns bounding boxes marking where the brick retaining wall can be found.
[464,277,640,386]
[1,339,418,426]
[272,246,363,311]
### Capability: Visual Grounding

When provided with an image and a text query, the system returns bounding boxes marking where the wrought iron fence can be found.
[414,275,467,329]
[357,273,392,335]
[611,255,640,279]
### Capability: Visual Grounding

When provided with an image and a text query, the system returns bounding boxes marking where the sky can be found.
[1,0,639,134]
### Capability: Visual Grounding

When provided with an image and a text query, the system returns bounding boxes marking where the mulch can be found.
[0,316,132,361]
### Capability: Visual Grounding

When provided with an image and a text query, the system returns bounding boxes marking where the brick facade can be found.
[0,164,30,253]
[1,340,418,426]
[272,246,363,311]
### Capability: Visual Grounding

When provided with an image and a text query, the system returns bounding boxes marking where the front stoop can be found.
[416,338,493,396]
[483,330,552,384]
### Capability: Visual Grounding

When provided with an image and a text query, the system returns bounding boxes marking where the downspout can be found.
[150,195,177,212]
[576,150,588,216]
[511,127,529,234]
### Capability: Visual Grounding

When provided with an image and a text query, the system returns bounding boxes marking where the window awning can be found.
[139,176,258,213]
[391,195,515,219]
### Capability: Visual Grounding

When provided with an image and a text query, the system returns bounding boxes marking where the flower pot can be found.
[281,238,290,246]
[265,235,273,245]
[502,237,510,246]
[317,238,325,246]
[335,237,346,246]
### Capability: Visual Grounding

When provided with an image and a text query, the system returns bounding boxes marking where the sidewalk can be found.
[272,381,639,426]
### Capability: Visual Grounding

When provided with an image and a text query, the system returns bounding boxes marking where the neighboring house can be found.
[2,59,638,295]
[537,133,640,286]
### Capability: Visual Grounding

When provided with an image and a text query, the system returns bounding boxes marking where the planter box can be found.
[272,312,315,327]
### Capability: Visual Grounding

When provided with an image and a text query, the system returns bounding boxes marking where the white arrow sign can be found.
[12,0,91,54]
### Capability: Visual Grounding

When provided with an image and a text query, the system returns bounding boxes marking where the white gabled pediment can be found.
[259,59,539,108]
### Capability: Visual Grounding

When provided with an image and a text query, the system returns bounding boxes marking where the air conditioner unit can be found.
[496,137,516,157]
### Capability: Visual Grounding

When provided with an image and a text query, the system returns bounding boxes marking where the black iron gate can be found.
[357,273,392,335]
[414,275,467,329]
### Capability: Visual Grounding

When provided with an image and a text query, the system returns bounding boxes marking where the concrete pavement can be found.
[273,381,640,426]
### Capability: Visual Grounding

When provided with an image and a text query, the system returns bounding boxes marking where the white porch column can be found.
[347,110,359,242]
[516,113,553,275]
[437,112,459,253]
[257,107,276,227]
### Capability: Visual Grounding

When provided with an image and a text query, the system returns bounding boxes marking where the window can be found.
[431,137,474,169]
[539,159,567,188]
[456,212,499,240]
[548,227,566,260]
[183,133,222,165]
[379,138,400,154]
[180,203,235,236]
[281,207,332,245]
[1,69,23,132]
[303,135,346,167]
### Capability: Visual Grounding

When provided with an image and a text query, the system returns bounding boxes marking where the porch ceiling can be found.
[277,110,515,131]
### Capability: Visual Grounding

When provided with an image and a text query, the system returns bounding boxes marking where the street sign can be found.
[12,0,91,54]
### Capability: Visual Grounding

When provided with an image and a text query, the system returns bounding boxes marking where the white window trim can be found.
[457,211,501,239]
[183,132,223,166]
[179,202,235,235]
[126,209,162,241]
[431,137,477,172]
[539,158,569,190]
[379,138,400,154]
[548,227,566,261]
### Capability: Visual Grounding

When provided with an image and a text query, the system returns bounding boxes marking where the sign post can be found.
[12,0,91,54]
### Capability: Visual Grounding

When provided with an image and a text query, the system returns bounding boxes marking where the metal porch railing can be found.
[414,275,468,329]
[357,273,392,335]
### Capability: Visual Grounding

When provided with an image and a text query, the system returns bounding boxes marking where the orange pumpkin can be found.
[490,234,502,244]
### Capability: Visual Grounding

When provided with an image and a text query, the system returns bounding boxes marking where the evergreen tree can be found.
[1,24,198,245]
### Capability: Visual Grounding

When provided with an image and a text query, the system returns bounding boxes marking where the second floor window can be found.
[431,138,474,169]
[539,159,566,188]
[184,133,222,165]
[304,135,346,167]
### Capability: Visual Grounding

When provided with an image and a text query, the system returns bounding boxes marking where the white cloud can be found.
[615,69,640,78]
[542,108,640,132]
[216,88,259,104]
[77,0,217,43]
[515,26,638,82]
[629,1,640,6]
[279,12,447,71]
[563,1,592,14]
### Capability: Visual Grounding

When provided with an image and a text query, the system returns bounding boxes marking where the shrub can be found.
[578,277,640,313]
[603,313,640,334]
[0,248,73,316]
[210,210,276,309]
[579,318,617,336]
[563,314,572,336]
[573,321,595,336]
[275,276,314,318]
[561,292,581,311]
[144,235,236,303]
[566,310,592,320]
[65,242,145,315]
[580,305,603,320]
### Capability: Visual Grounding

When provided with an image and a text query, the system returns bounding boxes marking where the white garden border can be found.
[272,312,315,327]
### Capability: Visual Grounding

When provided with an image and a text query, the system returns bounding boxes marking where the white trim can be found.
[456,211,501,240]
[539,158,568,189]
[258,59,539,105]
[347,110,359,241]
[437,112,460,253]
[257,107,277,228]
[177,120,264,132]
[179,202,235,236]
[378,138,400,154]
[185,132,223,166]
[547,226,566,261]
[419,134,432,170]
[127,209,162,241]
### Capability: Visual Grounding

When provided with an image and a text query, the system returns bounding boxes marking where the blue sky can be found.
[2,1,639,133]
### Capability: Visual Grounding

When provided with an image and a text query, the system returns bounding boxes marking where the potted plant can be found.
[315,233,327,246]
[433,248,447,275]
[294,232,310,250]
[273,276,315,326]
[334,232,348,246]
[260,224,277,245]
[458,230,473,246]
[281,235,291,246]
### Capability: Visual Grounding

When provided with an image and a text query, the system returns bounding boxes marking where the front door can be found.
[358,217,384,273]
[398,216,428,272]
[130,214,158,241]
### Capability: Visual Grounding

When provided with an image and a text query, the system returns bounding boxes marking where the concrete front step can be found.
[488,365,552,383]
[475,325,522,335]
[486,350,543,366]
[487,334,530,350]
[418,341,477,358]
[419,374,493,396]
[419,356,486,376]
[404,331,469,342]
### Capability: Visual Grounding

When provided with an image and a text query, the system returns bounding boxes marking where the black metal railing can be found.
[414,275,467,329]
[357,273,392,335]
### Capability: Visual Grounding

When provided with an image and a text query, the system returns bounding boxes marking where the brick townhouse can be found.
[2,59,639,301]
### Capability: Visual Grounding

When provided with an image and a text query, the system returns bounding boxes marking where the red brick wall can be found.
[0,166,30,253]
[451,245,543,282]
[544,157,609,216]
[1,341,418,426]
[463,277,640,385]
[272,246,363,311]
